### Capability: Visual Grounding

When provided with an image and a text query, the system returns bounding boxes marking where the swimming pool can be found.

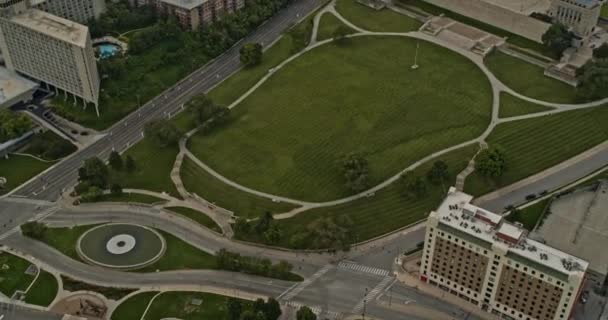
[96,43,121,59]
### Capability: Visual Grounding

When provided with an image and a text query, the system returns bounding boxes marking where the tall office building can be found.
[0,7,100,112]
[420,187,588,320]
[34,0,107,24]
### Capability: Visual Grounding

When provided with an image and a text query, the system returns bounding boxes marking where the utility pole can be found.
[411,41,420,70]
[362,287,368,320]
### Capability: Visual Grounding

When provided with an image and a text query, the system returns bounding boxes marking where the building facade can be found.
[137,0,246,30]
[34,0,107,24]
[0,8,100,111]
[420,188,588,320]
[548,0,601,38]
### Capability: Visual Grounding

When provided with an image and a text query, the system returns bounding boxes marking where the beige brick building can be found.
[34,0,107,24]
[0,8,100,112]
[137,0,246,30]
[420,188,588,320]
[548,0,601,38]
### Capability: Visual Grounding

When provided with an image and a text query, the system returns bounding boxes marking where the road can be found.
[9,0,326,202]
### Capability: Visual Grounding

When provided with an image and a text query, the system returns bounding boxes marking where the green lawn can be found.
[189,36,491,201]
[336,0,422,32]
[108,111,196,198]
[43,225,94,260]
[465,105,608,196]
[111,291,159,320]
[0,155,53,195]
[165,207,223,233]
[506,199,550,231]
[93,192,166,204]
[254,145,478,247]
[61,276,136,300]
[209,31,296,106]
[143,292,249,320]
[601,4,608,18]
[317,12,357,41]
[499,93,553,118]
[24,130,77,161]
[0,252,35,297]
[24,270,58,307]
[485,51,580,104]
[180,157,299,218]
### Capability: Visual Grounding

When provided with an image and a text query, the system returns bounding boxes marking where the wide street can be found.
[0,303,61,320]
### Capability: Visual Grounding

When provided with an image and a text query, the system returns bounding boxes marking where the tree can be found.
[227,298,242,320]
[593,43,608,59]
[255,211,274,234]
[426,160,449,184]
[339,153,370,193]
[240,42,263,67]
[144,119,180,147]
[0,110,32,143]
[109,151,123,171]
[125,155,136,173]
[332,25,352,45]
[265,298,282,320]
[110,183,123,196]
[239,310,256,320]
[81,186,103,202]
[400,172,427,199]
[20,222,47,240]
[80,157,109,188]
[577,58,608,101]
[253,298,266,314]
[475,146,507,178]
[296,306,317,320]
[542,23,574,57]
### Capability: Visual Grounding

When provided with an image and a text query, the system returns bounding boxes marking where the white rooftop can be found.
[10,9,88,47]
[434,188,589,278]
[0,67,37,108]
[160,0,207,10]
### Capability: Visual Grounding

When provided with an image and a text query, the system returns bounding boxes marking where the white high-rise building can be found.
[0,7,100,111]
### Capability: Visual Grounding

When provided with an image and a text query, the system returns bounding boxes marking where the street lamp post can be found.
[411,41,420,70]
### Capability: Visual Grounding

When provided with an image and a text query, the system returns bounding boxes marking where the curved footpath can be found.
[1,234,294,298]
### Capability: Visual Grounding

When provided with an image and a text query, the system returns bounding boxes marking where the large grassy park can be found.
[189,36,492,202]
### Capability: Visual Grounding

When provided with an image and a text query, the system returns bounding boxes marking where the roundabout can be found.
[77,223,166,270]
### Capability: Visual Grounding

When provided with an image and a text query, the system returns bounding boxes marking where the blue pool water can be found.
[97,43,121,59]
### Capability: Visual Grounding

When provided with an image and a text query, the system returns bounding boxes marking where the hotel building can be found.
[420,187,588,320]
[0,6,100,112]
[34,0,107,24]
[548,0,601,38]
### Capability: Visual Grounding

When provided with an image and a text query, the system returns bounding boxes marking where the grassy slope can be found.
[0,155,52,195]
[180,157,299,219]
[498,93,553,118]
[465,105,608,196]
[335,0,422,32]
[111,291,159,320]
[24,270,58,307]
[272,145,478,245]
[144,292,249,320]
[93,192,166,204]
[165,207,223,233]
[189,36,491,201]
[0,252,35,297]
[43,225,94,260]
[485,51,579,104]
[317,12,357,41]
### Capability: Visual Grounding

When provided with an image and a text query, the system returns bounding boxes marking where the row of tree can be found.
[216,249,296,280]
[76,152,136,201]
[88,0,157,37]
[234,211,355,251]
[226,297,316,320]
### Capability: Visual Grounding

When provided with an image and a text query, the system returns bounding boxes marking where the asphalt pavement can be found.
[9,0,326,202]
[0,303,62,320]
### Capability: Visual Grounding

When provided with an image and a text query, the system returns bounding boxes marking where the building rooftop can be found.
[432,188,589,280]
[10,9,88,47]
[0,67,38,108]
[159,0,206,10]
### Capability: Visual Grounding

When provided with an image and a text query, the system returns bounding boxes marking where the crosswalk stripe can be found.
[284,301,342,319]
[279,264,333,301]
[337,261,390,277]
[351,276,393,315]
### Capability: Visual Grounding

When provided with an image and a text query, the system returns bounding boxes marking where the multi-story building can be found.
[137,0,246,30]
[0,7,100,112]
[548,0,601,38]
[420,187,588,320]
[34,0,107,24]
